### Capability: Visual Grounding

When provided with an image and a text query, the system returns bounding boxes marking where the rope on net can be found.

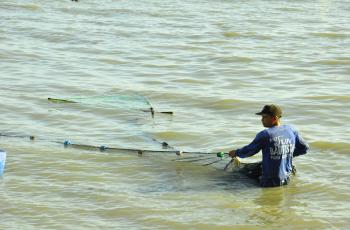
[0,132,233,166]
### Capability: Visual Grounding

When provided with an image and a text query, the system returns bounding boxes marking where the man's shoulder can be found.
[265,125,296,136]
[256,129,269,139]
[282,124,298,133]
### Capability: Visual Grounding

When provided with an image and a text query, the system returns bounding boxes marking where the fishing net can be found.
[48,94,152,110]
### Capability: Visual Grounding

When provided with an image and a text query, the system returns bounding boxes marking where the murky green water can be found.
[1,0,349,229]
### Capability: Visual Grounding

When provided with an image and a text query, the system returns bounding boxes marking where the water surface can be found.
[1,0,349,229]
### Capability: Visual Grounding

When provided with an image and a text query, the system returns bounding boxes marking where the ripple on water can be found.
[310,141,350,155]
[0,3,42,11]
[223,31,241,38]
[312,59,350,66]
[303,95,350,101]
[311,32,350,39]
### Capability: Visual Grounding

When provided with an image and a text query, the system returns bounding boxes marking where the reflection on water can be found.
[252,188,292,225]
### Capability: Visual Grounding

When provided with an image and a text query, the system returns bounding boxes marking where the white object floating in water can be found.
[0,150,6,176]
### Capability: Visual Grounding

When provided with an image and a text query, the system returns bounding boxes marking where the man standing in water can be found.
[229,104,309,187]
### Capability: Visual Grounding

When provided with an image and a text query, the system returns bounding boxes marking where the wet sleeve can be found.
[235,131,267,158]
[293,130,309,157]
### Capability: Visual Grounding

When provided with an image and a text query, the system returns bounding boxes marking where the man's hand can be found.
[228,150,236,158]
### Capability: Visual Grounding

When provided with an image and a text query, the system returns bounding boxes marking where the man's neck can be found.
[271,121,281,127]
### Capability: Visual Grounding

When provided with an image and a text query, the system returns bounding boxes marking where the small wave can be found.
[223,32,240,38]
[310,141,350,155]
[303,95,350,102]
[46,33,72,43]
[276,7,301,12]
[110,8,135,14]
[313,59,350,66]
[211,99,243,109]
[171,78,208,85]
[98,58,128,65]
[22,3,41,11]
[311,32,349,39]
[216,56,254,63]
[245,32,273,40]
[207,99,252,110]
[152,131,198,141]
[2,3,42,11]
[0,50,42,61]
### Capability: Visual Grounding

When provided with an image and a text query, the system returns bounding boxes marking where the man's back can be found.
[261,125,298,187]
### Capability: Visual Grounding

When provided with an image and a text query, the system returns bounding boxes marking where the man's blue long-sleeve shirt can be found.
[236,125,309,187]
